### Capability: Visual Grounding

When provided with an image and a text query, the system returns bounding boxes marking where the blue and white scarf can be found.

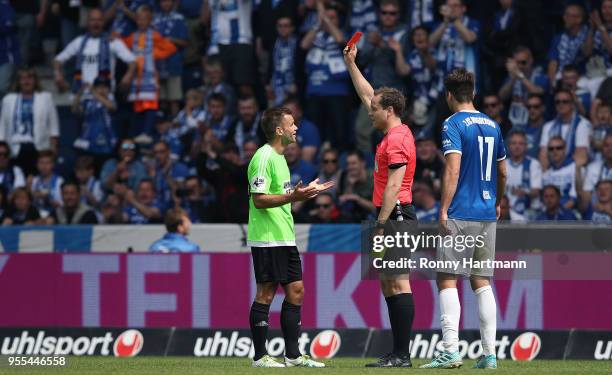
[549,111,581,163]
[129,29,158,102]
[594,27,612,69]
[409,0,434,29]
[73,33,111,93]
[233,112,261,148]
[272,36,297,105]
[557,25,588,70]
[11,95,34,144]
[74,95,117,154]
[350,0,377,33]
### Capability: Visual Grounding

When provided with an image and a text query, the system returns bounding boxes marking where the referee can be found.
[344,44,417,367]
[247,107,333,368]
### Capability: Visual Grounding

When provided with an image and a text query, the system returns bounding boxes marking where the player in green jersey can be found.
[247,107,334,368]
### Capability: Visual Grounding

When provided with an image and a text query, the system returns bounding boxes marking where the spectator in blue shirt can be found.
[547,3,589,87]
[105,0,155,37]
[0,0,20,96]
[536,185,578,221]
[429,0,480,79]
[149,140,189,211]
[413,181,439,222]
[204,93,233,145]
[285,142,317,186]
[154,0,189,116]
[282,95,320,162]
[349,0,377,35]
[101,138,147,192]
[523,94,547,159]
[155,112,183,160]
[267,16,298,106]
[559,64,591,117]
[149,207,200,252]
[499,46,549,128]
[406,26,438,128]
[586,180,612,222]
[300,1,350,150]
[120,178,162,224]
[200,57,236,115]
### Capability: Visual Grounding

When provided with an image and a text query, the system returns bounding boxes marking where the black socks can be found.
[249,301,270,361]
[385,293,415,357]
[281,300,302,359]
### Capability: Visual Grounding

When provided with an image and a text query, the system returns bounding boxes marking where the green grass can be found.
[0,357,610,374]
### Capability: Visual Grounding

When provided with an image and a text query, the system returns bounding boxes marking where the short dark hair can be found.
[562,64,580,74]
[0,141,9,153]
[61,180,80,193]
[554,88,573,99]
[138,178,155,192]
[508,129,527,140]
[542,184,561,198]
[74,155,94,171]
[380,0,400,8]
[37,150,55,161]
[346,149,365,161]
[260,107,293,141]
[373,87,405,118]
[527,93,544,103]
[282,95,302,110]
[164,207,186,233]
[444,68,475,103]
[208,93,226,106]
[548,135,566,146]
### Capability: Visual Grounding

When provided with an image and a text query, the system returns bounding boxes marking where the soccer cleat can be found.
[365,353,413,367]
[473,354,497,369]
[419,351,463,369]
[284,355,325,368]
[252,355,285,368]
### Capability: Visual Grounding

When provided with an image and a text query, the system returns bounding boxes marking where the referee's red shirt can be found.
[373,124,416,207]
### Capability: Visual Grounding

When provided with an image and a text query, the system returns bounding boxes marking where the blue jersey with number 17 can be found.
[442,110,506,221]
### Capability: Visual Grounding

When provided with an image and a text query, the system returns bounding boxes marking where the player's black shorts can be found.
[251,246,303,285]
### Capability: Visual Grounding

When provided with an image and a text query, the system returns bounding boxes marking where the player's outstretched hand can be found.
[343,44,357,65]
[290,181,318,202]
[308,178,335,194]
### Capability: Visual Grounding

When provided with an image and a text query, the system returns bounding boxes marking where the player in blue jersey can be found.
[421,69,507,370]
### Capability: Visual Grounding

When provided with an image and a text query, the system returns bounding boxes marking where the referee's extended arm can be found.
[343,45,374,108]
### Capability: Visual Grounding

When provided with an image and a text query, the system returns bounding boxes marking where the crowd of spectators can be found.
[0,0,610,225]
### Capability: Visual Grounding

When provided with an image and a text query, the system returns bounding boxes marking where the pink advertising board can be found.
[0,253,610,329]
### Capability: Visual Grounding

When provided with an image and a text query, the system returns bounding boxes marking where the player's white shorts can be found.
[436,219,496,277]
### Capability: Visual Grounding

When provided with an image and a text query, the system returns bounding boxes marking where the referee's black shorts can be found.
[251,246,303,285]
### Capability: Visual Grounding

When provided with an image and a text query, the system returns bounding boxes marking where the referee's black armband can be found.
[388,163,406,169]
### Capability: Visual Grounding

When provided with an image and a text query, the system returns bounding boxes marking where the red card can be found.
[346,31,363,48]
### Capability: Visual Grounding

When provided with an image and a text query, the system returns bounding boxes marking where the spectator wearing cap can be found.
[54,8,135,93]
[577,134,612,213]
[547,3,589,86]
[0,66,59,176]
[149,207,200,252]
[542,136,579,210]
[413,181,439,222]
[100,138,147,192]
[585,180,612,222]
[72,76,117,173]
[300,1,350,151]
[414,133,444,196]
[266,16,298,106]
[51,181,99,224]
[498,46,549,128]
[0,0,20,96]
[429,0,480,79]
[149,140,189,210]
[153,0,189,116]
[505,131,542,217]
[119,178,162,224]
[0,141,25,194]
[539,89,592,170]
[338,150,375,222]
[283,96,320,163]
[535,185,578,221]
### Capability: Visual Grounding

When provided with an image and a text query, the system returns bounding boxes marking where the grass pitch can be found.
[0,357,610,374]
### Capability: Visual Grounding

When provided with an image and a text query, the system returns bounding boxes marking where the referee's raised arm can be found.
[343,45,374,108]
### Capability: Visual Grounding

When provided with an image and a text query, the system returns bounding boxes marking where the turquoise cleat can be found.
[473,354,497,369]
[420,351,463,369]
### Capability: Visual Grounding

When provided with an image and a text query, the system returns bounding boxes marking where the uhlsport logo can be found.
[113,329,144,357]
[309,330,341,359]
[510,332,541,361]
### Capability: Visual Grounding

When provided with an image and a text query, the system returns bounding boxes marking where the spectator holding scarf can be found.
[122,5,177,144]
[54,8,136,94]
